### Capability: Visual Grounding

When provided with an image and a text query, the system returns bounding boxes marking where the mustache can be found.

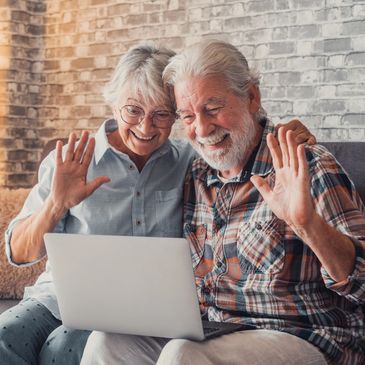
[195,128,229,145]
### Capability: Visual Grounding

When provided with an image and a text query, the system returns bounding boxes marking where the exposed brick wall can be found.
[0,0,45,187]
[0,0,365,188]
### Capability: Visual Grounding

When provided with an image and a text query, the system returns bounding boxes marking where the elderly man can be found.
[81,41,365,365]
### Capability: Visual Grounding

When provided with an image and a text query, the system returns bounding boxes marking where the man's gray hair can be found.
[163,41,266,121]
[104,44,176,108]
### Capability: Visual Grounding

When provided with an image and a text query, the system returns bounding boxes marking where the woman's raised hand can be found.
[50,131,110,217]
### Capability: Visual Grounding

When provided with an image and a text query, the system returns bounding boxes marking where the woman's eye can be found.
[126,106,141,115]
[155,111,171,119]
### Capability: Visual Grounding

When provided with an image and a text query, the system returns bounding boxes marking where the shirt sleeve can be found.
[4,150,67,267]
[308,145,365,304]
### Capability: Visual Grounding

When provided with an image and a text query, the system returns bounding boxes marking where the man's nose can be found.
[194,114,214,137]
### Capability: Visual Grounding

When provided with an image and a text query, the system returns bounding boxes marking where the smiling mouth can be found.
[199,134,229,148]
[131,130,156,142]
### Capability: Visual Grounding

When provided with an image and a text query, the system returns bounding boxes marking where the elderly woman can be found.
[0,44,313,365]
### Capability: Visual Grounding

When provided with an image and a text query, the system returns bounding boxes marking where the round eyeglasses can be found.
[119,105,176,129]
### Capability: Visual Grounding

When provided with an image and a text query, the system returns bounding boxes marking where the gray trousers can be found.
[0,298,90,365]
[81,328,328,365]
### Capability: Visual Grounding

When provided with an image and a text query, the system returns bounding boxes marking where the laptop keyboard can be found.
[203,326,220,335]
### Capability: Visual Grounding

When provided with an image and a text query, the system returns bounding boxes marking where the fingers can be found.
[287,130,299,175]
[307,135,317,145]
[298,144,309,180]
[63,131,93,165]
[73,131,89,162]
[80,137,96,169]
[86,176,111,196]
[278,127,290,166]
[65,133,77,162]
[250,176,272,202]
[267,132,283,170]
[55,140,64,165]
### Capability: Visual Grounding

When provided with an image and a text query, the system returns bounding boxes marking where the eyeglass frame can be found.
[118,104,177,129]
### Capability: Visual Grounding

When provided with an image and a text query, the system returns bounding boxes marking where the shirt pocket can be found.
[155,188,183,237]
[236,219,284,274]
[183,223,207,269]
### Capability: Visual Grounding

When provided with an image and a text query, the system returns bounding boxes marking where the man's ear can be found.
[248,84,261,114]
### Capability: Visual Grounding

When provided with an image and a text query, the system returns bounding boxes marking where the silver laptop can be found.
[44,233,253,341]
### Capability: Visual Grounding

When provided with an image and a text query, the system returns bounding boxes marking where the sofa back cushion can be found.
[321,142,365,205]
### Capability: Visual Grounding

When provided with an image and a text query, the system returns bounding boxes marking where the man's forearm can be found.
[10,196,65,264]
[294,213,356,283]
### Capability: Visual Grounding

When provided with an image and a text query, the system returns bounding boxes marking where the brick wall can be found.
[0,0,365,188]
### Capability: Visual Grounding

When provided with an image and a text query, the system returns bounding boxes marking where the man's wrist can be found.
[291,212,323,245]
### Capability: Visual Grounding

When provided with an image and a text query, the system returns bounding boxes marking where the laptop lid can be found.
[44,233,206,340]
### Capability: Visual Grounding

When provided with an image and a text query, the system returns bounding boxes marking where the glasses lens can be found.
[121,105,144,125]
[153,111,176,128]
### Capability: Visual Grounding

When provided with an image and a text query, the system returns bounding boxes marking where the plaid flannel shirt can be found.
[184,119,365,365]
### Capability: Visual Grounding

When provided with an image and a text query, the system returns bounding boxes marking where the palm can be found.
[251,128,315,231]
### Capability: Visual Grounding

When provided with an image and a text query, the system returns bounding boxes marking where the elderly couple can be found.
[1,40,365,365]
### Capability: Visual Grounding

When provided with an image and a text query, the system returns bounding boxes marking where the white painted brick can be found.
[336,84,365,97]
[322,23,343,37]
[353,4,365,17]
[232,3,245,16]
[293,100,314,115]
[352,37,365,51]
[296,40,313,55]
[348,128,365,140]
[345,52,365,66]
[255,44,270,58]
[345,99,365,113]
[318,85,337,98]
[209,18,224,32]
[327,54,345,67]
[342,113,365,127]
[188,8,202,22]
[322,115,341,128]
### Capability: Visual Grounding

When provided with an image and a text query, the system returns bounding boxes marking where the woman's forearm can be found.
[10,196,66,264]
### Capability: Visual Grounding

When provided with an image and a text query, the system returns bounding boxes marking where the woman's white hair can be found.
[104,44,176,108]
[163,40,266,119]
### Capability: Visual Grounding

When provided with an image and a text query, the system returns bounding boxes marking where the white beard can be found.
[191,110,258,172]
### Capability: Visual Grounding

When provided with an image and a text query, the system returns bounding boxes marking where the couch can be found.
[1,141,365,315]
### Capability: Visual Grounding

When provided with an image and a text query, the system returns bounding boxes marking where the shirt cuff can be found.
[321,236,365,298]
[4,221,45,267]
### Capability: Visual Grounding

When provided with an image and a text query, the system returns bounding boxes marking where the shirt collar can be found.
[93,118,175,165]
[204,118,275,187]
[94,118,117,164]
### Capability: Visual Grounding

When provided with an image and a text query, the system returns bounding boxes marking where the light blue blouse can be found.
[5,119,195,319]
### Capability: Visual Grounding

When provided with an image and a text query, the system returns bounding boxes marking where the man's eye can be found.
[180,115,194,124]
[206,107,222,115]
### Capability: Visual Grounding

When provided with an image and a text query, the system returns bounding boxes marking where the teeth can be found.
[198,134,227,146]
[132,131,154,141]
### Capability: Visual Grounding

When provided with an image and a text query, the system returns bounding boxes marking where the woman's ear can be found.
[248,84,261,114]
[112,106,119,121]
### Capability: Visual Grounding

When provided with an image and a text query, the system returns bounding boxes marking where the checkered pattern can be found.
[184,120,365,365]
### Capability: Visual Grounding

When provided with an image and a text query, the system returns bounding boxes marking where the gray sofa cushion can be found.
[321,142,365,205]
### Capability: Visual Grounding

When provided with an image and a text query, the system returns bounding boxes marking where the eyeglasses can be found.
[119,105,176,129]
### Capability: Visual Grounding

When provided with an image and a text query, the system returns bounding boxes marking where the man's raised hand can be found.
[251,127,315,235]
